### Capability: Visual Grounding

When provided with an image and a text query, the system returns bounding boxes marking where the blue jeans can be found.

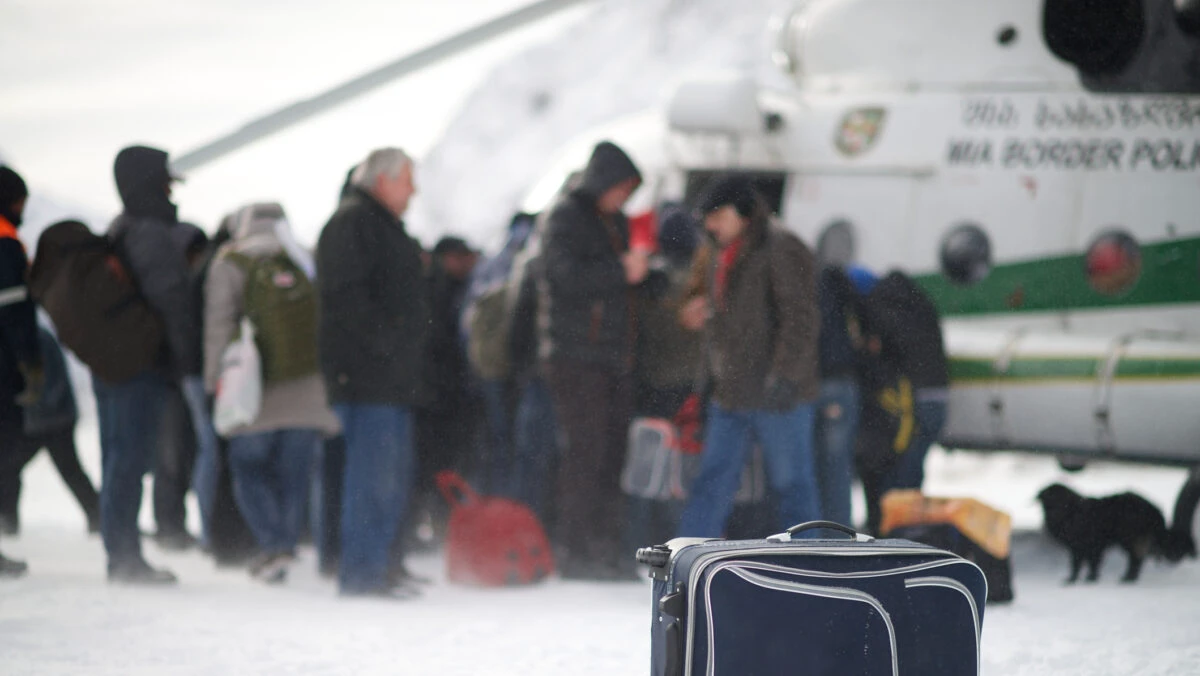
[93,372,170,568]
[180,375,218,547]
[511,378,558,522]
[227,429,317,555]
[813,378,860,527]
[678,403,820,538]
[886,399,948,492]
[333,404,414,593]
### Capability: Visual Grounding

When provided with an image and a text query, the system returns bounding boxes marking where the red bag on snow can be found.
[436,471,555,587]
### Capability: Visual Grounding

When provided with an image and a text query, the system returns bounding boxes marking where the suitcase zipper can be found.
[905,576,982,672]
[715,557,977,581]
[712,567,899,676]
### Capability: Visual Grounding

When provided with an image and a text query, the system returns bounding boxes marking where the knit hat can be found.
[698,173,759,217]
[0,166,28,225]
[657,204,700,260]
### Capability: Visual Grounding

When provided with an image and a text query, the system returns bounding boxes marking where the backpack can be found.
[28,220,164,384]
[465,282,514,380]
[224,250,319,383]
[862,271,949,390]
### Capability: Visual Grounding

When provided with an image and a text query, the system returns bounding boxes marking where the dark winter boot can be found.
[107,559,178,586]
[0,552,28,578]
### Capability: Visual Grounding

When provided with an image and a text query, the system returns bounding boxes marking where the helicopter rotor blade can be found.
[172,0,595,173]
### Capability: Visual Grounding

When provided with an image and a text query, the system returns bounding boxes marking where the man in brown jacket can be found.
[676,174,822,537]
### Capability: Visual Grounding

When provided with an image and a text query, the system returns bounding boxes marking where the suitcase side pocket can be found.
[903,576,982,675]
[704,566,899,676]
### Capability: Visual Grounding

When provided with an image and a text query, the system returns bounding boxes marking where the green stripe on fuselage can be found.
[915,235,1200,316]
[949,356,1200,383]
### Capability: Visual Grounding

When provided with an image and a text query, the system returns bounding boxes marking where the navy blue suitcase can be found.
[636,521,987,676]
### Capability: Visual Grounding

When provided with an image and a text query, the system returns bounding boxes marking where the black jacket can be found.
[538,142,642,371]
[861,271,949,392]
[422,264,470,412]
[0,229,39,425]
[108,147,198,379]
[818,266,864,380]
[316,189,429,406]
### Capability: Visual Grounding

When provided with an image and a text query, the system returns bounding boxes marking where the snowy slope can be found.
[3,435,1199,675]
[413,0,792,250]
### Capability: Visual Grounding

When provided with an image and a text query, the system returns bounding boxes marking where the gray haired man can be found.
[316,148,430,598]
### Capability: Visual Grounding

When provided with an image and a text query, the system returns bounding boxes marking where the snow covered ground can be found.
[2,423,1198,675]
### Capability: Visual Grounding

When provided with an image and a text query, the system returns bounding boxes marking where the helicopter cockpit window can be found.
[817,219,856,268]
[940,223,992,286]
[1085,230,1143,296]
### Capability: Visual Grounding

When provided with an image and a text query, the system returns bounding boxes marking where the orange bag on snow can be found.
[436,471,555,587]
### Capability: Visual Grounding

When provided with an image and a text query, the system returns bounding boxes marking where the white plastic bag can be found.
[213,318,262,437]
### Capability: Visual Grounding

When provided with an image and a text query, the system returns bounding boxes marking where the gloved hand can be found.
[15,362,45,407]
[763,377,801,412]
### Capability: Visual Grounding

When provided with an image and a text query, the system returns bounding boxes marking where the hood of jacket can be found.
[229,202,286,242]
[113,145,178,222]
[574,141,642,203]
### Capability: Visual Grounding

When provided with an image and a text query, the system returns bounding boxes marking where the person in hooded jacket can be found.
[0,165,37,577]
[95,145,197,585]
[205,202,339,584]
[537,141,646,580]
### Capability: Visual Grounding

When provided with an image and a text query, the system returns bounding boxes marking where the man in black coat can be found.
[317,147,429,599]
[94,145,195,585]
[0,165,36,577]
[538,141,646,580]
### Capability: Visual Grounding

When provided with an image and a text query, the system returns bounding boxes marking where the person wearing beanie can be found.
[537,140,645,580]
[92,144,196,585]
[624,203,704,552]
[0,165,36,577]
[675,173,823,538]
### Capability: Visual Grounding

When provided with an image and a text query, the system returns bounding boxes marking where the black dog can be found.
[1036,483,1196,583]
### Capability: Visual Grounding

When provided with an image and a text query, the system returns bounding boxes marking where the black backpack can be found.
[861,271,949,391]
[28,220,164,384]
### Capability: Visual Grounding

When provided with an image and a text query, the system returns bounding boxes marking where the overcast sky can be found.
[1,0,587,245]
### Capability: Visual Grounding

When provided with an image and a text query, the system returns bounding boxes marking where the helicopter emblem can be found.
[834,107,887,157]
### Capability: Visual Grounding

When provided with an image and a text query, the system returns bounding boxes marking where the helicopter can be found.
[519,0,1200,539]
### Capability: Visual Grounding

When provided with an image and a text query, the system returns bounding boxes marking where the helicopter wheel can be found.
[1056,456,1088,473]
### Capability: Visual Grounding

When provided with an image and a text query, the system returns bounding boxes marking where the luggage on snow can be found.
[436,471,554,587]
[880,489,1015,604]
[636,520,987,676]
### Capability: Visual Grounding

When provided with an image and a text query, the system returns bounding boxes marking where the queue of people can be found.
[0,139,948,592]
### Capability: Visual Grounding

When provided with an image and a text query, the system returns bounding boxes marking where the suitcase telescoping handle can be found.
[767,520,875,543]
